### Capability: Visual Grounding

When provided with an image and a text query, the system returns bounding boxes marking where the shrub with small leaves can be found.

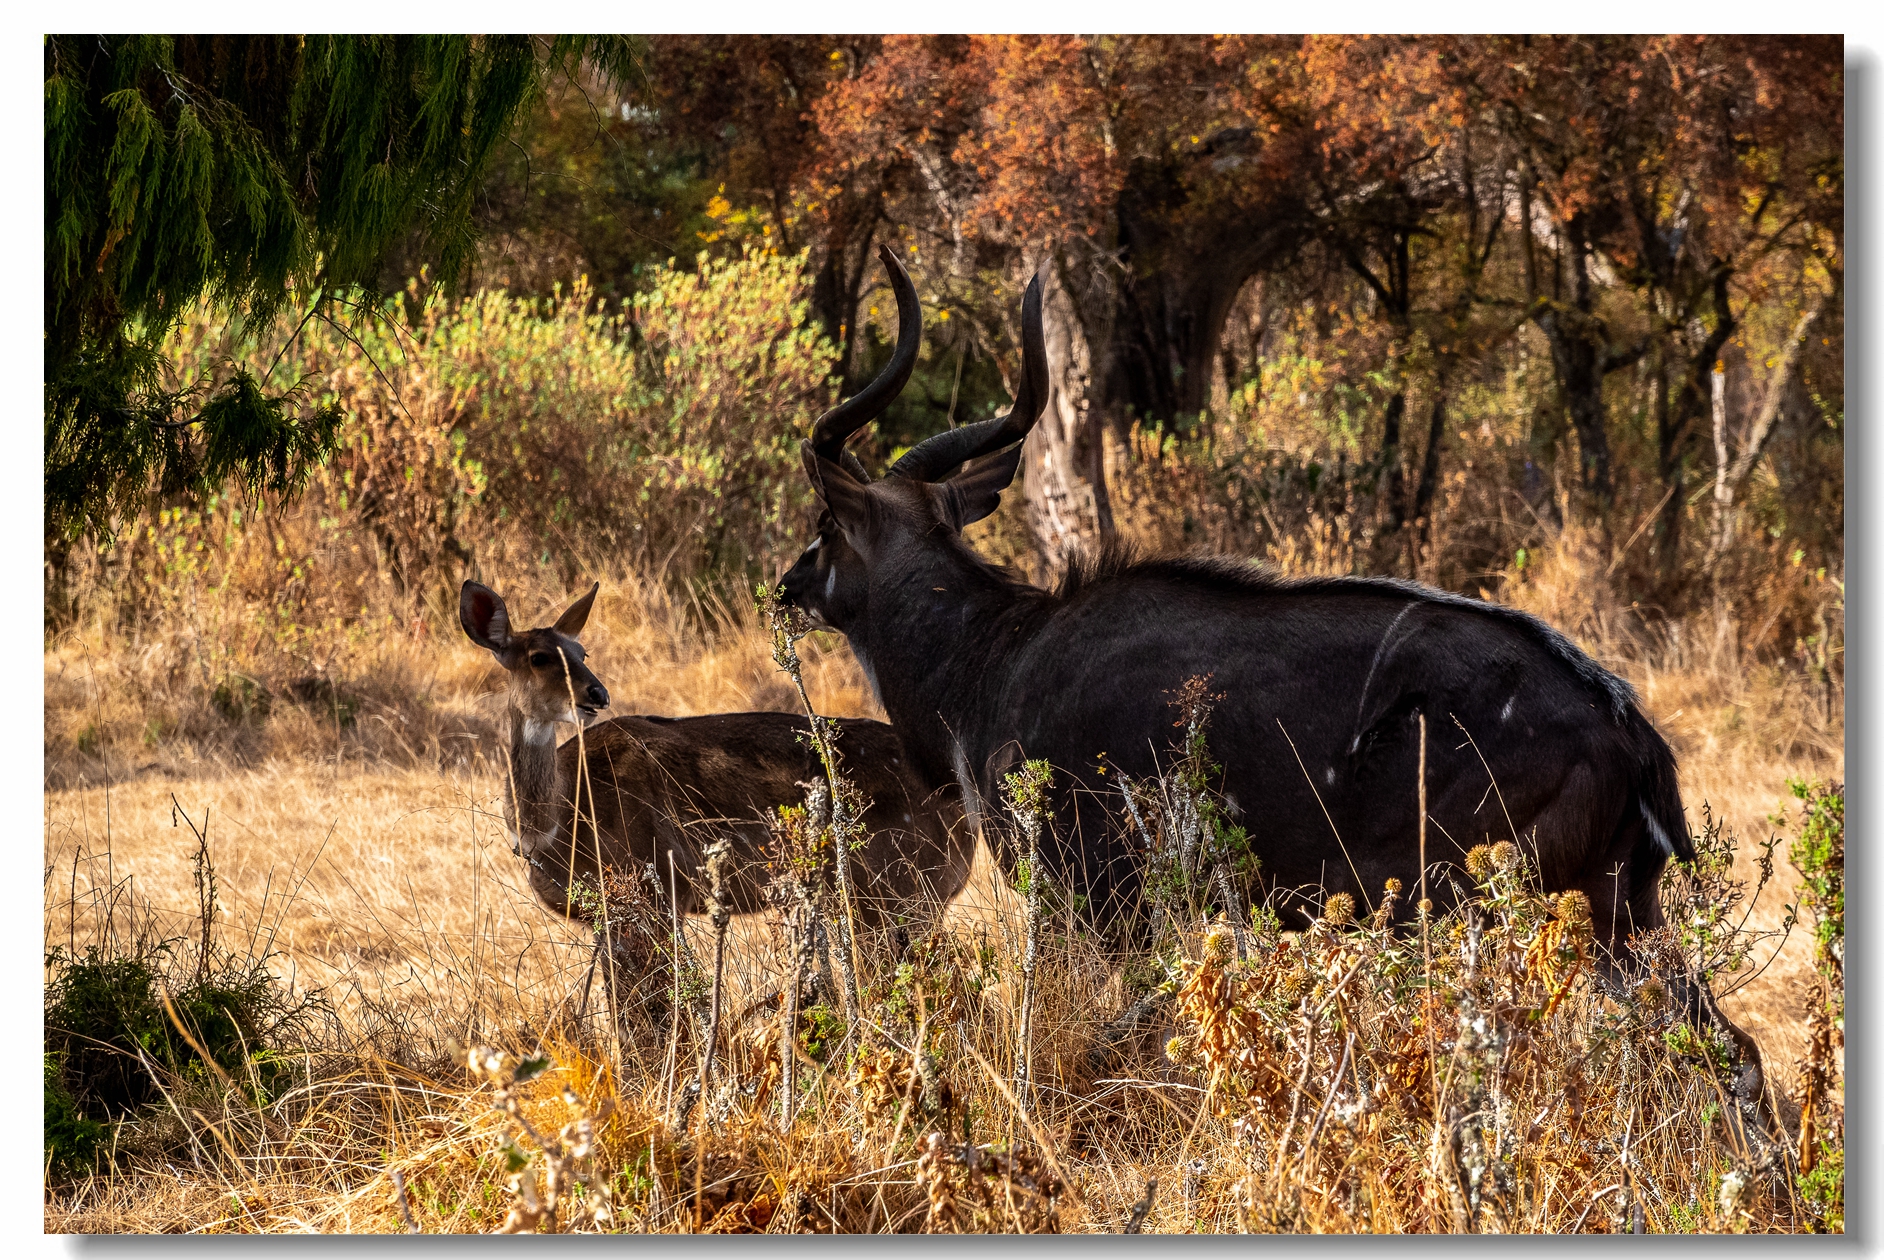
[1784,778,1843,1229]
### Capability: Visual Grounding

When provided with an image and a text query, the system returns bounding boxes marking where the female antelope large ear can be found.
[554,582,600,636]
[801,441,870,531]
[460,581,514,655]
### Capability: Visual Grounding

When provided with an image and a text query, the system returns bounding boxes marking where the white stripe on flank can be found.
[1350,601,1420,754]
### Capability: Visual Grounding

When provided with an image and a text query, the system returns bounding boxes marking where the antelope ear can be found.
[801,440,870,531]
[941,444,1025,530]
[554,582,599,636]
[460,581,514,655]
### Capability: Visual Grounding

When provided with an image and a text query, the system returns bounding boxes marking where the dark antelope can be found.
[777,245,1771,1123]
[458,579,971,1014]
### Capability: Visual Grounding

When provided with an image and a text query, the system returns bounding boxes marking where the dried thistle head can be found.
[1202,925,1237,965]
[1638,974,1669,1011]
[1278,967,1308,1002]
[1555,889,1592,928]
[1322,892,1355,927]
[1491,840,1522,873]
[1165,1032,1198,1064]
[1465,845,1495,879]
[1417,898,1434,919]
[1384,878,1403,896]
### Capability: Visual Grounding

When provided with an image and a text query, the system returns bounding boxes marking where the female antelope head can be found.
[459,580,611,731]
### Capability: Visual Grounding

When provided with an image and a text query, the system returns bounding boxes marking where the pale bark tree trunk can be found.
[1704,295,1825,575]
[1022,248,1116,567]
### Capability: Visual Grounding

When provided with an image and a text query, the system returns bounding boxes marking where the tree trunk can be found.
[1704,295,1825,575]
[808,207,881,393]
[1535,303,1616,508]
[1371,387,1416,576]
[1106,158,1299,436]
[1656,270,1738,592]
[1023,249,1116,565]
[1379,390,1408,540]
[1411,390,1449,570]
[1532,217,1617,510]
[1110,248,1225,430]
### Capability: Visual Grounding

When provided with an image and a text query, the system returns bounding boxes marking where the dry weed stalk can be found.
[1002,759,1053,1111]
[915,1130,1064,1233]
[760,584,863,1050]
[462,1046,615,1234]
[764,793,826,1134]
[698,837,733,1109]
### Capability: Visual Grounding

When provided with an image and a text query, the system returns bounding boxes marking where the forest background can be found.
[41,35,1844,1233]
[46,34,1844,676]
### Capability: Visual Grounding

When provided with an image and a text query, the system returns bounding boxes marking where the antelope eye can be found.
[529,651,555,668]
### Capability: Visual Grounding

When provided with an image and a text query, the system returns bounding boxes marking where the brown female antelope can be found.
[458,579,971,1017]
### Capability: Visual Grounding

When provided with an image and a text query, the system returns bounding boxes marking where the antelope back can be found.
[535,712,968,929]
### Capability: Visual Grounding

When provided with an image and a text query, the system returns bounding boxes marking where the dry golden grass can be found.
[42,536,1842,1234]
[44,559,882,791]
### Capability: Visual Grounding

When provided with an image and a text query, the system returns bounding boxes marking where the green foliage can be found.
[1797,1138,1844,1231]
[1785,777,1844,991]
[44,938,328,1140]
[1660,1020,1736,1076]
[475,72,724,304]
[797,1002,847,1062]
[1001,759,1054,821]
[44,1053,110,1180]
[152,248,838,606]
[1783,777,1844,1231]
[44,34,639,542]
[1658,804,1778,986]
[193,370,347,504]
[675,959,712,1016]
